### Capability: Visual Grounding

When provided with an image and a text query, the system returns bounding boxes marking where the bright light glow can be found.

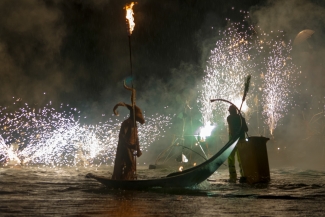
[125,2,136,35]
[179,166,183,172]
[182,153,188,163]
[199,121,216,140]
[0,140,21,165]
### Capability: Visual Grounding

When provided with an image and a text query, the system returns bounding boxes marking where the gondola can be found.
[86,135,240,189]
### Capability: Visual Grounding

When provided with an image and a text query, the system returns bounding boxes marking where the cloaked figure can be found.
[227,104,248,183]
[111,99,145,180]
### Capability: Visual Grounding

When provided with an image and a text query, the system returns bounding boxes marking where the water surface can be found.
[0,165,324,216]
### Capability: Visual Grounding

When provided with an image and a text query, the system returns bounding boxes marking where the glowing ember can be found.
[125,2,136,35]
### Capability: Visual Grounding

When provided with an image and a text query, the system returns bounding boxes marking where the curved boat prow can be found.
[166,137,239,178]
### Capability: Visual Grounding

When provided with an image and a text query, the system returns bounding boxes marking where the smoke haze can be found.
[249,0,325,170]
[0,0,324,169]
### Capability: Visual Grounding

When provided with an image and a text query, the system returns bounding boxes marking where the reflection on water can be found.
[0,165,324,216]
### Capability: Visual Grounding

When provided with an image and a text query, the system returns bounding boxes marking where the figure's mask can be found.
[113,102,145,124]
[113,80,145,124]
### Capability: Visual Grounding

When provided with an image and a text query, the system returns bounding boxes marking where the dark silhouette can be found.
[111,80,145,180]
[111,103,145,180]
[227,104,248,182]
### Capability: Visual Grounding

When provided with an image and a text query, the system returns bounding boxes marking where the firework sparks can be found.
[0,101,173,167]
[198,21,255,126]
[259,35,299,135]
[198,17,299,136]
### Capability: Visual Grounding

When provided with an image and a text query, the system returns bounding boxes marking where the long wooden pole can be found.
[125,2,138,179]
[128,34,137,180]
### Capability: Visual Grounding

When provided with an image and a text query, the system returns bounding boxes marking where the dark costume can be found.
[111,103,145,180]
[227,105,248,182]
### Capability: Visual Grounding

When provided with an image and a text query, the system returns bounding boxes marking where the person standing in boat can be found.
[227,104,248,183]
[111,102,145,180]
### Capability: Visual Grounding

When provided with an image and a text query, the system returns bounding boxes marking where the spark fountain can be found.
[198,20,255,128]
[258,32,300,135]
[198,16,300,137]
[0,100,173,167]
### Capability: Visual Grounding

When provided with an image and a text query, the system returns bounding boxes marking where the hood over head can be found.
[113,102,145,124]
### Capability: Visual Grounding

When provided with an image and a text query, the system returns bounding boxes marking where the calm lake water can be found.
[0,162,325,217]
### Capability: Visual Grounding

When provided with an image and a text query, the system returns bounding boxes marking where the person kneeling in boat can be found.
[111,102,145,180]
[227,105,248,183]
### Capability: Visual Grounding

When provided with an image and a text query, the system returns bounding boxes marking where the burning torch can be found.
[125,2,136,78]
[125,2,138,178]
[124,1,136,114]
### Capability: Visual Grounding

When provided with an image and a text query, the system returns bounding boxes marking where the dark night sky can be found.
[0,0,324,124]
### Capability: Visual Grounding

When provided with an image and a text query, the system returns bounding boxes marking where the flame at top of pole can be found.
[125,2,136,35]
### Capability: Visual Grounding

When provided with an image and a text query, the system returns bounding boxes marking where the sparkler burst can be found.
[0,101,173,167]
[198,21,255,126]
[198,17,300,136]
[258,33,299,135]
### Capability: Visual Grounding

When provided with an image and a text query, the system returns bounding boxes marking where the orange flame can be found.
[125,2,136,35]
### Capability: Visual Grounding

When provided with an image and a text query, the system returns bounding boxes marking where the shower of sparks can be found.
[0,101,173,167]
[259,33,299,135]
[0,137,21,164]
[198,20,255,126]
[198,15,300,136]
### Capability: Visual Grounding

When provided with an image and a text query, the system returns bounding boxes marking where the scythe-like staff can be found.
[240,75,251,138]
[240,75,251,112]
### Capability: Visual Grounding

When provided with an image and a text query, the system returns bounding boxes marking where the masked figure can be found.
[227,104,248,182]
[111,102,145,180]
